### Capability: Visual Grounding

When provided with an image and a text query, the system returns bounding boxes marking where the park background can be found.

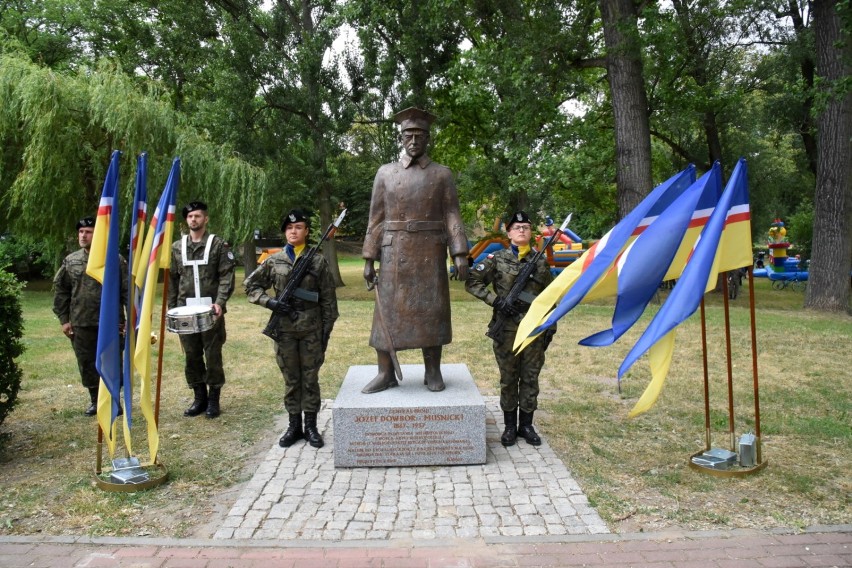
[0,0,850,539]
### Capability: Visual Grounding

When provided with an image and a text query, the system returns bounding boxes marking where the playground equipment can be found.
[751,219,809,289]
[467,215,585,275]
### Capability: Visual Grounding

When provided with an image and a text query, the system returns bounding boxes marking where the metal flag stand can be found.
[93,273,170,492]
[688,266,767,477]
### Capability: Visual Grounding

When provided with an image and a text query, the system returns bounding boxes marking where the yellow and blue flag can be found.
[122,153,148,433]
[134,157,180,463]
[514,165,697,352]
[580,164,722,347]
[619,159,752,416]
[85,150,123,456]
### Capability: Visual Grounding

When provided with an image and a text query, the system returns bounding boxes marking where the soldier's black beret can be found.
[76,217,95,230]
[506,211,532,230]
[182,201,208,219]
[281,209,310,232]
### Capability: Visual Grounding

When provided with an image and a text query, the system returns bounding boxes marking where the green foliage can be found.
[0,269,24,430]
[0,234,53,279]
[787,198,814,261]
[0,52,266,249]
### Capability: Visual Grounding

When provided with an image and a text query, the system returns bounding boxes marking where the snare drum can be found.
[166,305,216,334]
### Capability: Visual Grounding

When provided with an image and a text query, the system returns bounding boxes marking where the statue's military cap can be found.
[393,107,437,132]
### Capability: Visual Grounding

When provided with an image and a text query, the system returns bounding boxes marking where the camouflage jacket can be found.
[465,246,554,330]
[167,232,235,312]
[244,249,339,335]
[53,248,128,327]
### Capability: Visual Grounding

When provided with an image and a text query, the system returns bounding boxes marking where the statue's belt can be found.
[384,220,444,232]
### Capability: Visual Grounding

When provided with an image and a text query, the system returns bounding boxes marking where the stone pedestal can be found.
[332,363,486,467]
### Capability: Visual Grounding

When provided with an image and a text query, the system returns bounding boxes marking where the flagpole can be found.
[746,266,763,463]
[699,298,711,451]
[96,425,104,474]
[154,270,169,432]
[722,276,736,451]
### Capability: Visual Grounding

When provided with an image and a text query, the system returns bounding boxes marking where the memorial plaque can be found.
[333,363,486,467]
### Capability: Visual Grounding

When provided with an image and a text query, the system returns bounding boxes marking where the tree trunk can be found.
[599,0,654,219]
[804,0,852,312]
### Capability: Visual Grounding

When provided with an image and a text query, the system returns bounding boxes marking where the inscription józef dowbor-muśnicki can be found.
[347,408,473,465]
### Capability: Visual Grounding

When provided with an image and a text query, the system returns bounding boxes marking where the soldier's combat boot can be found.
[501,409,518,446]
[205,386,221,418]
[362,350,399,394]
[184,384,208,417]
[279,413,304,447]
[423,346,445,392]
[85,387,98,416]
[518,409,542,446]
[303,412,324,448]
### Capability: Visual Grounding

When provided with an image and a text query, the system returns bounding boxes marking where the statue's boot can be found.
[362,350,399,394]
[423,346,445,392]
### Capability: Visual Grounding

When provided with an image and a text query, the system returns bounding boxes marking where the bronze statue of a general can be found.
[361,107,470,394]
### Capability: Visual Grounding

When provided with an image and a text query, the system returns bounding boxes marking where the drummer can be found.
[168,201,236,419]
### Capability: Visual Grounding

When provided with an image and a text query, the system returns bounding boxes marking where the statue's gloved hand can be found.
[451,256,469,281]
[493,296,519,317]
[363,260,376,287]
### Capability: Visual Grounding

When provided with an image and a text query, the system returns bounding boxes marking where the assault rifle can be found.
[485,213,572,340]
[262,209,347,342]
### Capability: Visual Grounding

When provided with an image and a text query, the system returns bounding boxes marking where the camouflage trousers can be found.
[273,327,324,414]
[70,326,100,389]
[178,317,226,388]
[492,327,546,413]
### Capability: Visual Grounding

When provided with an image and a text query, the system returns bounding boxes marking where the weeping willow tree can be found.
[0,51,266,260]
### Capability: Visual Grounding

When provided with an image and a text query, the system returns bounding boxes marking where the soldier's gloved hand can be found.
[266,298,291,316]
[543,328,556,350]
[493,296,519,317]
[321,327,332,352]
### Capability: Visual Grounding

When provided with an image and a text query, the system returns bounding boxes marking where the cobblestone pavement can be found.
[215,397,609,541]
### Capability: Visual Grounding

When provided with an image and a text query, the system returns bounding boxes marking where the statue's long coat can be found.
[362,154,469,350]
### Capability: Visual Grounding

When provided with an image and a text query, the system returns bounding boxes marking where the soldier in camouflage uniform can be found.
[465,211,556,447]
[168,201,236,419]
[53,217,128,415]
[244,209,339,449]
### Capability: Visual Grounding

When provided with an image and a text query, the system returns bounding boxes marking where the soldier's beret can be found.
[182,201,208,219]
[281,209,310,232]
[76,217,95,230]
[506,211,532,230]
[393,107,437,132]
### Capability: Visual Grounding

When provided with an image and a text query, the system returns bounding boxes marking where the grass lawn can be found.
[0,255,849,537]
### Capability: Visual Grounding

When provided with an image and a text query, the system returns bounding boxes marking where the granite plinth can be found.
[332,364,486,467]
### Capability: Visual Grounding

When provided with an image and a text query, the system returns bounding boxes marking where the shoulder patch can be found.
[227,251,235,261]
[474,263,486,272]
[486,253,495,259]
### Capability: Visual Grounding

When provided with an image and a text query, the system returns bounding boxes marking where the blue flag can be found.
[580,164,721,347]
[86,150,122,450]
